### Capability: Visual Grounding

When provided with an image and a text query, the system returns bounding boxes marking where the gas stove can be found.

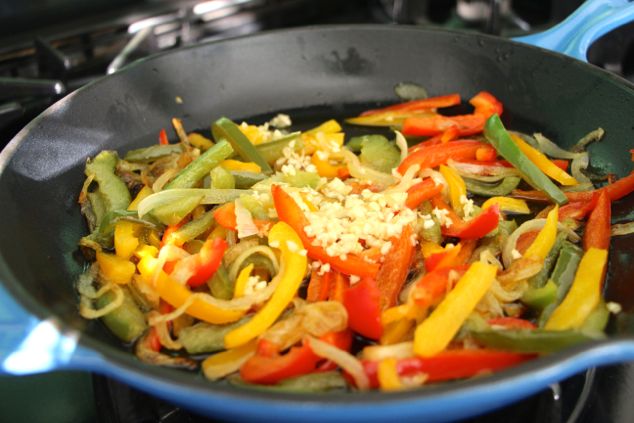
[1,1,634,422]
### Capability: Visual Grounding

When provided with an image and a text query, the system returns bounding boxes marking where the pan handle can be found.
[513,0,634,62]
[0,283,103,375]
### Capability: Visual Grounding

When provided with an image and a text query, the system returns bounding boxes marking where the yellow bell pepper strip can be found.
[224,222,308,349]
[524,205,559,262]
[202,339,257,381]
[510,134,578,186]
[220,159,262,174]
[377,358,404,391]
[188,132,214,150]
[414,261,497,357]
[545,247,608,330]
[310,153,348,178]
[482,196,530,214]
[304,132,345,156]
[305,119,342,135]
[137,255,246,324]
[114,221,140,259]
[420,240,445,259]
[439,164,467,214]
[380,319,415,345]
[484,115,568,205]
[233,263,254,298]
[96,251,136,285]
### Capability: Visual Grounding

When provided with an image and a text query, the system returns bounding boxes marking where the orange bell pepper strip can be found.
[306,269,333,302]
[212,201,272,232]
[375,225,415,309]
[397,140,496,174]
[158,128,169,145]
[583,190,611,251]
[410,265,468,310]
[329,271,349,303]
[405,178,443,209]
[137,255,246,324]
[360,93,462,116]
[271,185,379,278]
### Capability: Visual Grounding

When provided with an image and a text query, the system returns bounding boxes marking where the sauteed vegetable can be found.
[76,90,634,391]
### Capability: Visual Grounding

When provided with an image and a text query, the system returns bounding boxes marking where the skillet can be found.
[2,0,634,421]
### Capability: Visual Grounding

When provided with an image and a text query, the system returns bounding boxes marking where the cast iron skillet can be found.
[2,1,634,421]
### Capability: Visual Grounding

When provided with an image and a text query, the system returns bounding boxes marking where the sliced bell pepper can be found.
[439,164,467,213]
[397,140,496,174]
[212,117,272,174]
[487,317,536,330]
[220,159,262,174]
[410,266,468,310]
[240,331,352,384]
[402,91,502,137]
[484,115,568,205]
[96,251,136,285]
[306,268,333,302]
[377,358,404,391]
[224,222,308,348]
[158,128,169,145]
[545,247,608,330]
[510,134,578,186]
[375,225,415,309]
[343,276,383,340]
[414,261,497,357]
[328,271,349,303]
[164,139,234,189]
[360,93,461,117]
[583,190,611,251]
[405,178,443,209]
[233,263,254,298]
[311,153,347,178]
[137,256,246,324]
[471,328,601,354]
[271,185,379,278]
[524,205,559,262]
[202,339,257,381]
[360,349,534,388]
[408,128,460,153]
[180,237,227,288]
[424,244,462,272]
[482,196,530,214]
[212,201,272,232]
[439,201,501,239]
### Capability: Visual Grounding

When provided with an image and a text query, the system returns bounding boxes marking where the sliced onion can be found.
[342,148,396,187]
[300,301,348,336]
[502,218,580,268]
[152,168,178,192]
[570,152,593,185]
[149,311,183,350]
[234,199,259,239]
[612,222,634,236]
[138,188,250,217]
[489,278,527,303]
[308,336,370,390]
[532,133,579,159]
[227,245,280,283]
[573,128,604,153]
[386,164,421,193]
[202,343,256,381]
[447,159,519,179]
[394,130,409,164]
[361,342,414,361]
[498,258,542,284]
[79,283,123,319]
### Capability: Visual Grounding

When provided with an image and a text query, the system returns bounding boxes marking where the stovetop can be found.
[2,1,634,422]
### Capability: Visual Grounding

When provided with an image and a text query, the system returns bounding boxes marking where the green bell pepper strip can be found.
[164,139,234,189]
[521,279,557,310]
[209,264,234,300]
[471,328,603,354]
[210,166,236,189]
[538,241,583,327]
[346,135,389,153]
[255,132,302,165]
[165,209,215,246]
[178,318,250,354]
[527,232,567,289]
[464,176,521,197]
[212,117,273,174]
[84,150,132,212]
[80,210,147,249]
[124,144,183,163]
[96,287,147,343]
[230,170,266,189]
[229,371,347,393]
[484,115,568,205]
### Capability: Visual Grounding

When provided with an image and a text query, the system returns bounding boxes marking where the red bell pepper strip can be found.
[513,171,634,203]
[424,245,462,272]
[329,271,349,303]
[431,196,500,239]
[185,237,227,287]
[375,225,415,309]
[402,91,503,137]
[271,185,379,278]
[476,146,498,161]
[488,317,536,330]
[240,331,352,384]
[397,140,496,174]
[408,128,460,153]
[158,128,169,145]
[583,190,611,251]
[343,276,383,340]
[360,94,461,116]
[147,327,162,352]
[360,349,534,388]
[458,159,569,171]
[558,197,598,222]
[405,178,443,209]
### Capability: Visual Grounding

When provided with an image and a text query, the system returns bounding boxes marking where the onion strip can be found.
[342,148,396,187]
[228,245,280,283]
[308,336,370,390]
[612,222,634,236]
